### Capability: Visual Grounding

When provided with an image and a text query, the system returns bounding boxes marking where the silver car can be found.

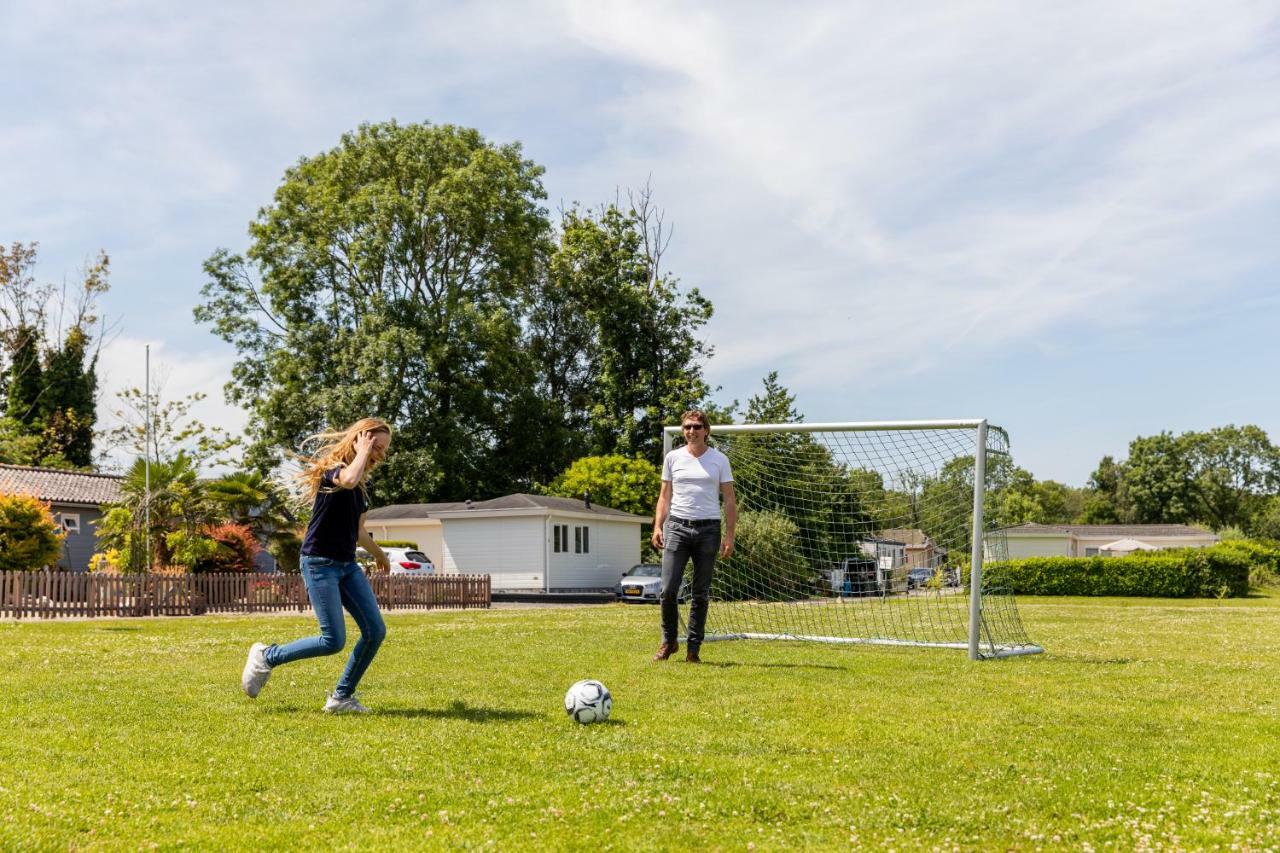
[615,564,689,603]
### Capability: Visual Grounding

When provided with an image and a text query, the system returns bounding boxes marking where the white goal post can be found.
[662,419,1043,660]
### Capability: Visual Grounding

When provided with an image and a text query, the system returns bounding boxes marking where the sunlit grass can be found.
[2,594,1278,849]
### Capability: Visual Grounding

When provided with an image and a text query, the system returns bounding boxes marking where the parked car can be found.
[615,564,689,603]
[386,547,435,576]
[907,566,960,590]
[906,567,935,590]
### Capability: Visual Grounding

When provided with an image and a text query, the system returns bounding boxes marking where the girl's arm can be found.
[357,515,390,572]
[336,431,378,489]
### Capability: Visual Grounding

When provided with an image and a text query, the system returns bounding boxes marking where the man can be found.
[650,409,736,663]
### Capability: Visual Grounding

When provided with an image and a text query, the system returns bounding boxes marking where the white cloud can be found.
[554,1,1280,394]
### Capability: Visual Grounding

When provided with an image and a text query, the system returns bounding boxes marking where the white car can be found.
[385,547,435,576]
[616,564,689,603]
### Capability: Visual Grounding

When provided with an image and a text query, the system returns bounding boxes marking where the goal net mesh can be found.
[674,423,1039,657]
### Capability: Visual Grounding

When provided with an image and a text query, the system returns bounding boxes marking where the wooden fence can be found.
[0,571,490,619]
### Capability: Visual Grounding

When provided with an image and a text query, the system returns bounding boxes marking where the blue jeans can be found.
[264,555,387,699]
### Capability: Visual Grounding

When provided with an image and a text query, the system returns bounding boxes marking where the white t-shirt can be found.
[663,446,734,521]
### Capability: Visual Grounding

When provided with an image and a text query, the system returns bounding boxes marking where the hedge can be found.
[375,540,419,549]
[984,545,1251,598]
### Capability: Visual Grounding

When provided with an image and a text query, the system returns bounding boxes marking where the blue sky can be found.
[4,1,1279,484]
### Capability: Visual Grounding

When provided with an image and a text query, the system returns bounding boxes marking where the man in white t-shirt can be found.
[650,409,737,663]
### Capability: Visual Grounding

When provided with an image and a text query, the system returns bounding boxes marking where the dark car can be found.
[907,566,960,590]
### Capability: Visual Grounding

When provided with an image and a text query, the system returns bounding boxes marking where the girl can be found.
[242,418,392,713]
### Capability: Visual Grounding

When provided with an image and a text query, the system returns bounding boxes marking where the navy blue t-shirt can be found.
[300,466,367,561]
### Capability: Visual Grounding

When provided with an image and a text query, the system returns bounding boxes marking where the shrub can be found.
[374,539,419,549]
[716,510,810,601]
[0,492,65,571]
[1213,538,1280,589]
[986,544,1250,598]
[269,531,303,574]
[192,523,261,573]
[166,530,221,572]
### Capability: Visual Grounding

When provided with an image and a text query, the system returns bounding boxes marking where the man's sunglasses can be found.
[682,424,705,431]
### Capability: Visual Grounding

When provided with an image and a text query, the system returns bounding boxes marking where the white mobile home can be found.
[365,494,645,591]
[998,523,1219,559]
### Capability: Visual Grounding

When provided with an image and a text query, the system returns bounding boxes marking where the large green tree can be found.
[1122,432,1198,524]
[197,121,551,502]
[1182,425,1280,532]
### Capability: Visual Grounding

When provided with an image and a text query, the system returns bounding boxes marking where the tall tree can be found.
[1080,455,1126,523]
[196,121,551,502]
[1123,432,1198,524]
[0,242,48,427]
[1182,425,1280,531]
[532,190,715,464]
[0,244,109,468]
[37,252,109,467]
[744,371,800,424]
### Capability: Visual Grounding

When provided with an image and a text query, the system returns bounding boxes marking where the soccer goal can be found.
[665,419,1042,659]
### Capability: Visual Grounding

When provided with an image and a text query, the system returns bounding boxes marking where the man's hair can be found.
[681,409,711,433]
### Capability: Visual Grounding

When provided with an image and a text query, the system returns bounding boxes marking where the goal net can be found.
[667,420,1041,659]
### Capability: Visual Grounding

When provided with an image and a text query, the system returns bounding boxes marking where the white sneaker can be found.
[323,693,372,714]
[241,642,273,698]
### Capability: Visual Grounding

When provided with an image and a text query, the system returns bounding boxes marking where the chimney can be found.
[583,489,591,509]
[465,499,474,509]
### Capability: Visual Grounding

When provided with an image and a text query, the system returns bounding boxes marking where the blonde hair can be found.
[295,417,392,501]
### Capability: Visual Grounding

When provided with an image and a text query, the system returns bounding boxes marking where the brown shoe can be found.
[653,641,678,661]
[685,648,702,664]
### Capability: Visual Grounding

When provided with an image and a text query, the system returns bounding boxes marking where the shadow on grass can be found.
[375,700,542,723]
[94,626,142,632]
[1050,654,1137,665]
[260,699,542,721]
[695,661,850,671]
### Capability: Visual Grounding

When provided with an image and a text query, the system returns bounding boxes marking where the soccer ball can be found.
[564,679,612,724]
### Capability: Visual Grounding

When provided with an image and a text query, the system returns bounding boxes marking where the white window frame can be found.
[60,513,81,535]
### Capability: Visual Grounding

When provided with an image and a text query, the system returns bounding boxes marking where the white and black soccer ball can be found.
[564,679,612,724]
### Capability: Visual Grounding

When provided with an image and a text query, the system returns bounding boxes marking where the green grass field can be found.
[3,595,1279,850]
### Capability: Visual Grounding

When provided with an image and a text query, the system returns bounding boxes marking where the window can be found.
[575,525,589,554]
[1084,548,1099,557]
[60,514,80,535]
[554,524,569,553]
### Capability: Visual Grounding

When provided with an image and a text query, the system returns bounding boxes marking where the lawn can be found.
[2,595,1278,850]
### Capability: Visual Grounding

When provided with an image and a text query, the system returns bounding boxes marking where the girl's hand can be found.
[354,430,377,456]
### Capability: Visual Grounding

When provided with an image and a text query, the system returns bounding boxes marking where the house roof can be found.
[366,492,646,521]
[879,528,933,547]
[0,464,123,505]
[1002,523,1215,537]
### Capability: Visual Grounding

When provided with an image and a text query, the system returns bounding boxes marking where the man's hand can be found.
[651,526,665,550]
[720,535,734,558]
[374,548,391,573]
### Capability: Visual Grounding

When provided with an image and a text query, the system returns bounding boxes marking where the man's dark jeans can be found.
[660,516,720,649]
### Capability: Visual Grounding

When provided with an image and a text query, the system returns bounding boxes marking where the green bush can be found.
[986,544,1251,598]
[0,492,65,571]
[269,531,303,574]
[715,510,810,601]
[374,539,419,549]
[1213,538,1280,589]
